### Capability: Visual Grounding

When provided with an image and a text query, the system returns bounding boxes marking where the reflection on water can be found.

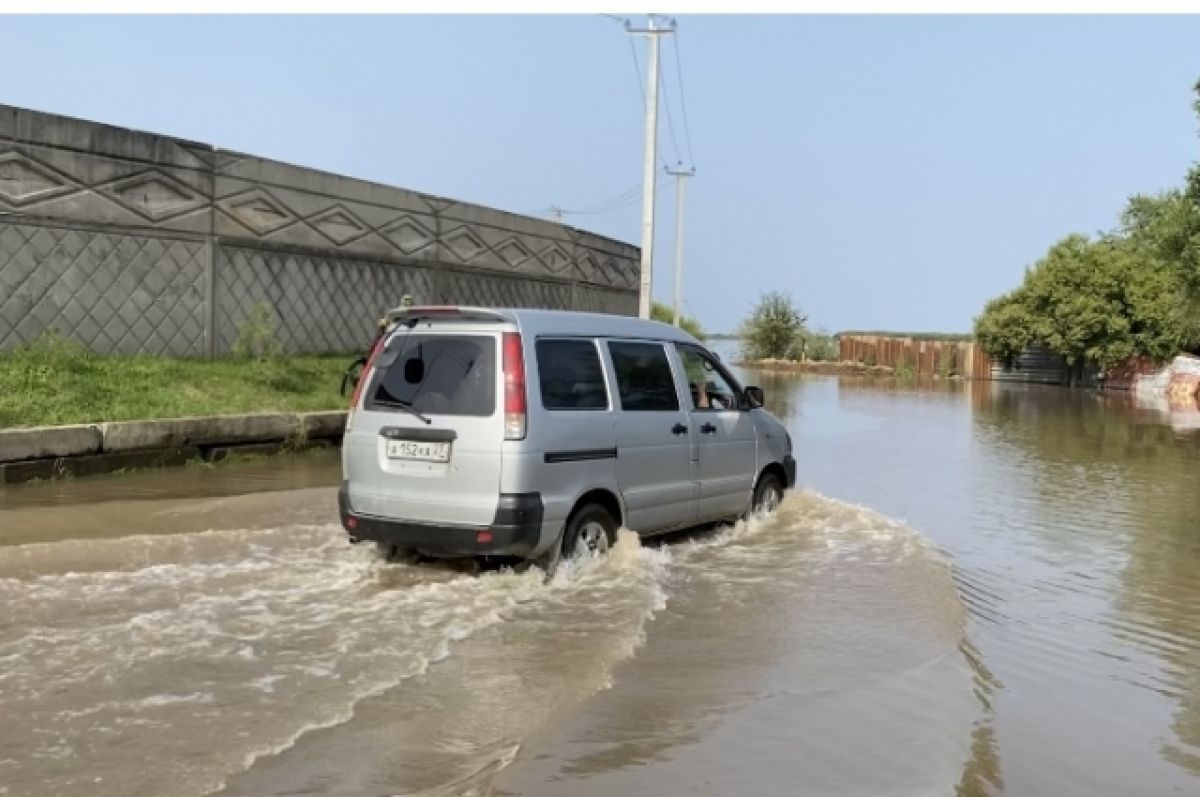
[0,449,344,546]
[747,374,1200,795]
[955,638,1005,797]
[0,447,344,510]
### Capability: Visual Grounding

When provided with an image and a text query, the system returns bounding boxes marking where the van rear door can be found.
[344,320,506,527]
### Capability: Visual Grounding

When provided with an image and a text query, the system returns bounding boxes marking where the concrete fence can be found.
[0,411,348,483]
[0,104,640,356]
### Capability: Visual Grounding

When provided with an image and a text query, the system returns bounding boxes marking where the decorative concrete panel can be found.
[575,283,640,316]
[0,221,207,355]
[0,103,639,356]
[213,246,428,354]
[214,245,589,355]
[436,268,573,310]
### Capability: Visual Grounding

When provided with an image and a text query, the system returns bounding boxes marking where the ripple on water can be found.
[0,490,976,797]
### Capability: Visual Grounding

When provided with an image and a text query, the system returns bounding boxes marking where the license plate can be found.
[386,439,451,462]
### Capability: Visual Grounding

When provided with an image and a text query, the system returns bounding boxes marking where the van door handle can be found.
[671,423,689,435]
[700,423,717,434]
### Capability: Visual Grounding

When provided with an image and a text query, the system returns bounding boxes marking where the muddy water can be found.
[0,376,1198,796]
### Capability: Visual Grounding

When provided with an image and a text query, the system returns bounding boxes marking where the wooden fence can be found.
[837,334,1165,387]
[838,335,987,379]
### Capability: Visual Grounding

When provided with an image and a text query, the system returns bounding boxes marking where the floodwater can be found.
[0,375,1198,796]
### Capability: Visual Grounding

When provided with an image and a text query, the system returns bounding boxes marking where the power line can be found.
[626,36,647,107]
[544,168,670,217]
[625,31,670,167]
[570,183,643,214]
[563,174,651,214]
[670,32,697,167]
[658,64,684,167]
[562,190,644,216]
[626,19,691,169]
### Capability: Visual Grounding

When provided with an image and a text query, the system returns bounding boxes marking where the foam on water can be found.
[0,516,673,797]
[489,491,974,797]
[0,490,964,797]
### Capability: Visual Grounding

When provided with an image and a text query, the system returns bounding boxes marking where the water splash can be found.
[0,490,967,797]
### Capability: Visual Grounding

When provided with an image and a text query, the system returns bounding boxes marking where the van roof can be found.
[385,306,703,346]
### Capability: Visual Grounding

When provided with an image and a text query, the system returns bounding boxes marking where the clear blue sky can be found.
[5,15,1199,333]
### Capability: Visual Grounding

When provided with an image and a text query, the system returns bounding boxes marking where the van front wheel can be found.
[751,472,784,515]
[561,504,617,564]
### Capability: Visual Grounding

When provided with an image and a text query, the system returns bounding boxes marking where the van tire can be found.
[750,472,784,515]
[560,503,617,564]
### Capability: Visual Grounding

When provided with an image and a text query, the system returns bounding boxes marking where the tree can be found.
[1024,237,1140,373]
[1121,249,1196,361]
[650,301,705,341]
[739,291,809,360]
[974,289,1037,369]
[1120,190,1196,265]
[976,78,1200,370]
[974,235,1194,377]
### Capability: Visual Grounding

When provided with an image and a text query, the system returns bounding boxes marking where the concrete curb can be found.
[0,424,104,462]
[100,414,299,453]
[0,411,347,484]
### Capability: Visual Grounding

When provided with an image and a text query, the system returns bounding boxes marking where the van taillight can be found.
[502,332,526,440]
[347,336,386,431]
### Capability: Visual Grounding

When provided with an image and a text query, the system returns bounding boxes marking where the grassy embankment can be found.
[0,337,351,429]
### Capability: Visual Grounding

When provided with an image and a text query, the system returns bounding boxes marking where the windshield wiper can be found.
[372,399,432,425]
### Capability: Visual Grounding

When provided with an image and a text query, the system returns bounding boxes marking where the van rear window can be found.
[366,334,495,417]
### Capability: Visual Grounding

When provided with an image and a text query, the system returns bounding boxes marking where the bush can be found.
[739,291,808,360]
[651,301,705,341]
[232,302,283,361]
[801,330,838,361]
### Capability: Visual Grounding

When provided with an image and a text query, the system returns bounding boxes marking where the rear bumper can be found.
[783,455,797,488]
[338,482,543,558]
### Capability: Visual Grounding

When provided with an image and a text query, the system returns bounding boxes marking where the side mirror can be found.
[744,386,764,408]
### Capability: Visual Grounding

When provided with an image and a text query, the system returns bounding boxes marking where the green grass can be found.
[0,335,353,429]
[837,330,974,342]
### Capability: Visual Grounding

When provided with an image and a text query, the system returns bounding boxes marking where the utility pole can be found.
[666,164,695,327]
[627,16,675,319]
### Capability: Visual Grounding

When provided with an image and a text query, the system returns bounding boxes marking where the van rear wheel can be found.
[375,542,420,564]
[561,503,617,564]
[529,503,617,580]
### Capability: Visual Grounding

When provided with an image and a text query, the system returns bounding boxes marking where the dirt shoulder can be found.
[736,358,896,376]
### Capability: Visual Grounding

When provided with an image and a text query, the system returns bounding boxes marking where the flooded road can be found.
[1,376,1198,796]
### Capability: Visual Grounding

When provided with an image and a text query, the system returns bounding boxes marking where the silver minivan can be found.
[338,306,795,570]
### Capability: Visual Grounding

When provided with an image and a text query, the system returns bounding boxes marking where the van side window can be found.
[536,339,609,410]
[607,341,681,412]
[676,345,740,411]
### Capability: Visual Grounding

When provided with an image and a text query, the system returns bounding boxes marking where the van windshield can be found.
[365,334,496,417]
